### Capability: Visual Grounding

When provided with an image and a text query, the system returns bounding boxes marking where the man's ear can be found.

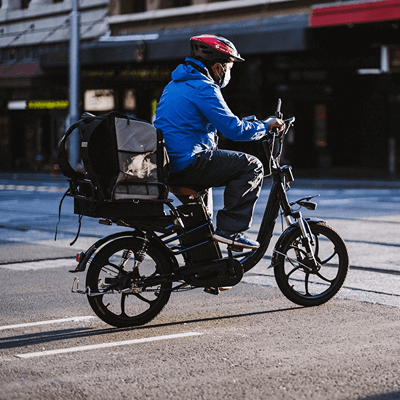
[211,63,223,78]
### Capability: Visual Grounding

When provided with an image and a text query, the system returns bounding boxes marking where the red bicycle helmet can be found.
[190,34,245,62]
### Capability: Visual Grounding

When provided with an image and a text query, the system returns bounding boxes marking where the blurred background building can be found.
[1,0,400,177]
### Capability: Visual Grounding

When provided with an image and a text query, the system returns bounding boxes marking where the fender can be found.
[70,229,178,273]
[270,218,325,268]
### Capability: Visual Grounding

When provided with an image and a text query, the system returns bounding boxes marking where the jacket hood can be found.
[171,57,212,83]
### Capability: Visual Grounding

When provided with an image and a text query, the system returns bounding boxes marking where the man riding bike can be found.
[154,34,284,249]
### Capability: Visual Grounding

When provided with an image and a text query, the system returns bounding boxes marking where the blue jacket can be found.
[154,58,269,173]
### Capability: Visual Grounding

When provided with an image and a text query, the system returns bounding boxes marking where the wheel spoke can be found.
[284,250,312,272]
[315,270,335,283]
[120,293,128,316]
[286,264,303,279]
[133,293,153,304]
[107,261,129,274]
[319,249,337,265]
[304,272,311,296]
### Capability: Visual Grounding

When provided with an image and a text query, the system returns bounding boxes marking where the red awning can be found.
[310,0,400,28]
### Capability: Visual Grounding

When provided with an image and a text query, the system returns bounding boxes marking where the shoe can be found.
[213,229,260,249]
[204,286,232,295]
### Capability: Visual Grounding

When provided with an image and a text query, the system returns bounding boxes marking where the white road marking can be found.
[15,332,203,358]
[0,316,95,331]
[0,184,66,192]
[0,259,77,271]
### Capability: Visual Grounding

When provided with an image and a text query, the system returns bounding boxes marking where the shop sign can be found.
[28,100,69,109]
[7,100,27,110]
[119,68,171,80]
[81,70,115,78]
[82,68,171,81]
[7,100,69,110]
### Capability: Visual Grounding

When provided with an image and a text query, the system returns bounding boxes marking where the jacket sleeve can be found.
[196,83,269,141]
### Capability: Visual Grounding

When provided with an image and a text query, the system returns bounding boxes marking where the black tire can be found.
[274,221,349,306]
[86,237,172,327]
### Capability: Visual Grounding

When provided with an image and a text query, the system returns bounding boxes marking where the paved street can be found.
[1,174,400,399]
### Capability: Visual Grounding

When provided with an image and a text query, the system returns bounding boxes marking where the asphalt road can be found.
[1,175,400,399]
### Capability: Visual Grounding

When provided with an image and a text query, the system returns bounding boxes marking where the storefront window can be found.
[84,89,115,112]
[124,89,136,111]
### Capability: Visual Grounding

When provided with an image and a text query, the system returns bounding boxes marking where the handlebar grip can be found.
[275,98,283,119]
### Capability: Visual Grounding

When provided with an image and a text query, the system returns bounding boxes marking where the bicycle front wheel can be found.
[86,237,172,327]
[274,221,349,307]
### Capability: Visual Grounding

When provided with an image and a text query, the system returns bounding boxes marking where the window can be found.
[175,0,191,5]
[21,0,31,9]
[120,0,146,14]
[9,48,16,62]
[124,89,136,111]
[84,90,115,112]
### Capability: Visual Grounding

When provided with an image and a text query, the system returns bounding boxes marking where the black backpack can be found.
[57,112,170,224]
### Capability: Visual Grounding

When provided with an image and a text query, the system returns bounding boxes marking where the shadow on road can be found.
[359,392,400,400]
[0,305,302,350]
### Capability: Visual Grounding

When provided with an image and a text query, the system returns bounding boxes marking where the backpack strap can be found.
[57,120,86,180]
[156,129,170,199]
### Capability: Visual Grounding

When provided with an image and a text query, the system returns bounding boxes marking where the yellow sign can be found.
[28,100,69,110]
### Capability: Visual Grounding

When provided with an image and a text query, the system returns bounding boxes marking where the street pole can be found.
[381,45,396,177]
[68,0,80,169]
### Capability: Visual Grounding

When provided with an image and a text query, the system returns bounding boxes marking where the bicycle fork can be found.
[286,212,319,272]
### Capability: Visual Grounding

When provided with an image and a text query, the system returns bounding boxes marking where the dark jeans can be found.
[168,149,264,233]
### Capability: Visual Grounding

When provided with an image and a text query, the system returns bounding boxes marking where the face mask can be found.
[220,67,231,88]
[216,62,233,88]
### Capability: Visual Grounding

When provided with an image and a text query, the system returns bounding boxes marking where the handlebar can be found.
[268,116,295,140]
[262,99,295,170]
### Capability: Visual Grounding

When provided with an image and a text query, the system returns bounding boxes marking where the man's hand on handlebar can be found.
[264,117,285,133]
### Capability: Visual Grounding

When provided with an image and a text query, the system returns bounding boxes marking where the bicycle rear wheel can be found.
[86,237,172,327]
[274,221,349,306]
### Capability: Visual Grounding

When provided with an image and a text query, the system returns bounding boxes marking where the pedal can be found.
[204,287,219,295]
[228,244,244,253]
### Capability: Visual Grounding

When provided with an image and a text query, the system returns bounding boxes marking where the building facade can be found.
[0,0,109,171]
[1,0,400,176]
